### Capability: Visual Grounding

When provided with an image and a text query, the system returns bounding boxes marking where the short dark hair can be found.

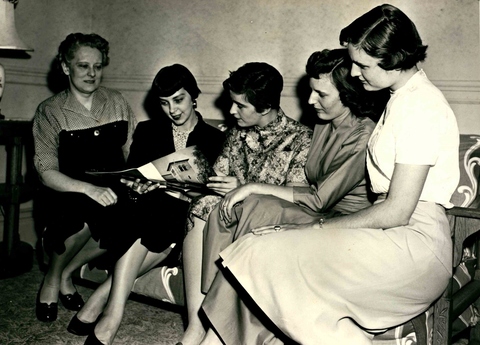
[223,62,283,112]
[339,4,427,70]
[57,33,110,67]
[152,64,201,99]
[306,49,390,119]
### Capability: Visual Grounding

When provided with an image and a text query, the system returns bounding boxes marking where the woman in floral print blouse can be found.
[179,62,313,345]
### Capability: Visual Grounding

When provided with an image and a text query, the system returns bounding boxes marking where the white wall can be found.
[1,0,479,125]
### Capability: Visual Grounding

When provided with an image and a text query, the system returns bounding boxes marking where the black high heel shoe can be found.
[67,313,100,336]
[59,291,84,311]
[35,285,58,322]
[84,331,106,345]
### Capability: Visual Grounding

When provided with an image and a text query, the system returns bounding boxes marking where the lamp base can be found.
[0,241,33,279]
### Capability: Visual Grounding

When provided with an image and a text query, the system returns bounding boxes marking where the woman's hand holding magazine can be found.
[120,178,162,194]
[86,146,217,195]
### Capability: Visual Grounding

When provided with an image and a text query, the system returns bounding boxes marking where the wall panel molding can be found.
[431,80,480,105]
[4,66,480,105]
[3,65,49,87]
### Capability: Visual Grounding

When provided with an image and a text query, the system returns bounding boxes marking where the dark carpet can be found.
[0,254,185,345]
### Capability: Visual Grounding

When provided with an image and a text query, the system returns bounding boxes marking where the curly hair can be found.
[57,33,110,68]
[306,49,389,119]
[223,62,283,113]
[339,4,427,71]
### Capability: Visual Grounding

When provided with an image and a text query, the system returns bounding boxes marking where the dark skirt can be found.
[39,121,129,257]
[40,184,128,256]
[103,189,191,267]
[40,188,191,270]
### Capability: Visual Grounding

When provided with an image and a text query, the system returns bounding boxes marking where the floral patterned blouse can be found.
[187,108,312,230]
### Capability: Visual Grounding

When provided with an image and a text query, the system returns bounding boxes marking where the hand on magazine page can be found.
[86,146,216,194]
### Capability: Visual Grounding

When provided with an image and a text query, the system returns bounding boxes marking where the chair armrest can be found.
[452,280,480,320]
[446,198,480,267]
[447,206,480,219]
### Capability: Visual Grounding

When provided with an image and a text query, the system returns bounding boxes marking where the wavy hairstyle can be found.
[306,49,389,119]
[223,62,283,113]
[57,33,110,68]
[339,4,427,71]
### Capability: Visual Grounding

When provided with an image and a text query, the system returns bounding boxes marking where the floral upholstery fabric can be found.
[450,134,480,207]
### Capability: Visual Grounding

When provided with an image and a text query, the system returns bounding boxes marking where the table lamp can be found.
[0,0,33,51]
[0,0,34,279]
[0,0,33,117]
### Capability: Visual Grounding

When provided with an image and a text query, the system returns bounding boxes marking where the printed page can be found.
[86,146,214,190]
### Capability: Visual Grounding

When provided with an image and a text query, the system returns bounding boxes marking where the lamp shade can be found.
[0,0,33,51]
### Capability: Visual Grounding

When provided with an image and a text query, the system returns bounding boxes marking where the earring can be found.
[193,100,197,109]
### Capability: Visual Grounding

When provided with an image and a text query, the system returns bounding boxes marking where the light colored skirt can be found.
[201,194,326,293]
[205,201,451,345]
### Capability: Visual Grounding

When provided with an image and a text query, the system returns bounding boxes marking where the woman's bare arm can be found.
[325,163,430,229]
[252,163,430,234]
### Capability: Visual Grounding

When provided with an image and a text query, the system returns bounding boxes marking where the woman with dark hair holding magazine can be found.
[67,64,225,345]
[195,4,460,345]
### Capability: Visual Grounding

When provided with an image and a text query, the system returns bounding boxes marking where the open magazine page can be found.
[148,145,214,184]
[86,145,215,193]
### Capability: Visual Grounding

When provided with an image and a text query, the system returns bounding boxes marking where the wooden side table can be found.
[0,118,34,278]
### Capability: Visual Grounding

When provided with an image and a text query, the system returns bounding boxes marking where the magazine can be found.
[86,145,215,193]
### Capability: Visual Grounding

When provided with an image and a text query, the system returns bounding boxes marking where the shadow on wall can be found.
[0,50,32,59]
[142,87,160,121]
[213,88,237,128]
[46,58,68,95]
[296,74,321,129]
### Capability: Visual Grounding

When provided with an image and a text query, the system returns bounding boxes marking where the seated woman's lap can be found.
[218,203,450,332]
[231,194,326,229]
[41,190,125,255]
[104,190,191,266]
[201,194,327,292]
[42,187,190,268]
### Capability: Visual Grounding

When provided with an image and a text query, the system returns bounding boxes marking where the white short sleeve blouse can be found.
[367,69,459,208]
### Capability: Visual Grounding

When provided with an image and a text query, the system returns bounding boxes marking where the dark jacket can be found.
[127,112,226,168]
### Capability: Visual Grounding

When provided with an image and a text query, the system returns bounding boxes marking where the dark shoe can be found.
[67,313,99,336]
[36,292,58,322]
[59,291,84,311]
[84,331,106,345]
